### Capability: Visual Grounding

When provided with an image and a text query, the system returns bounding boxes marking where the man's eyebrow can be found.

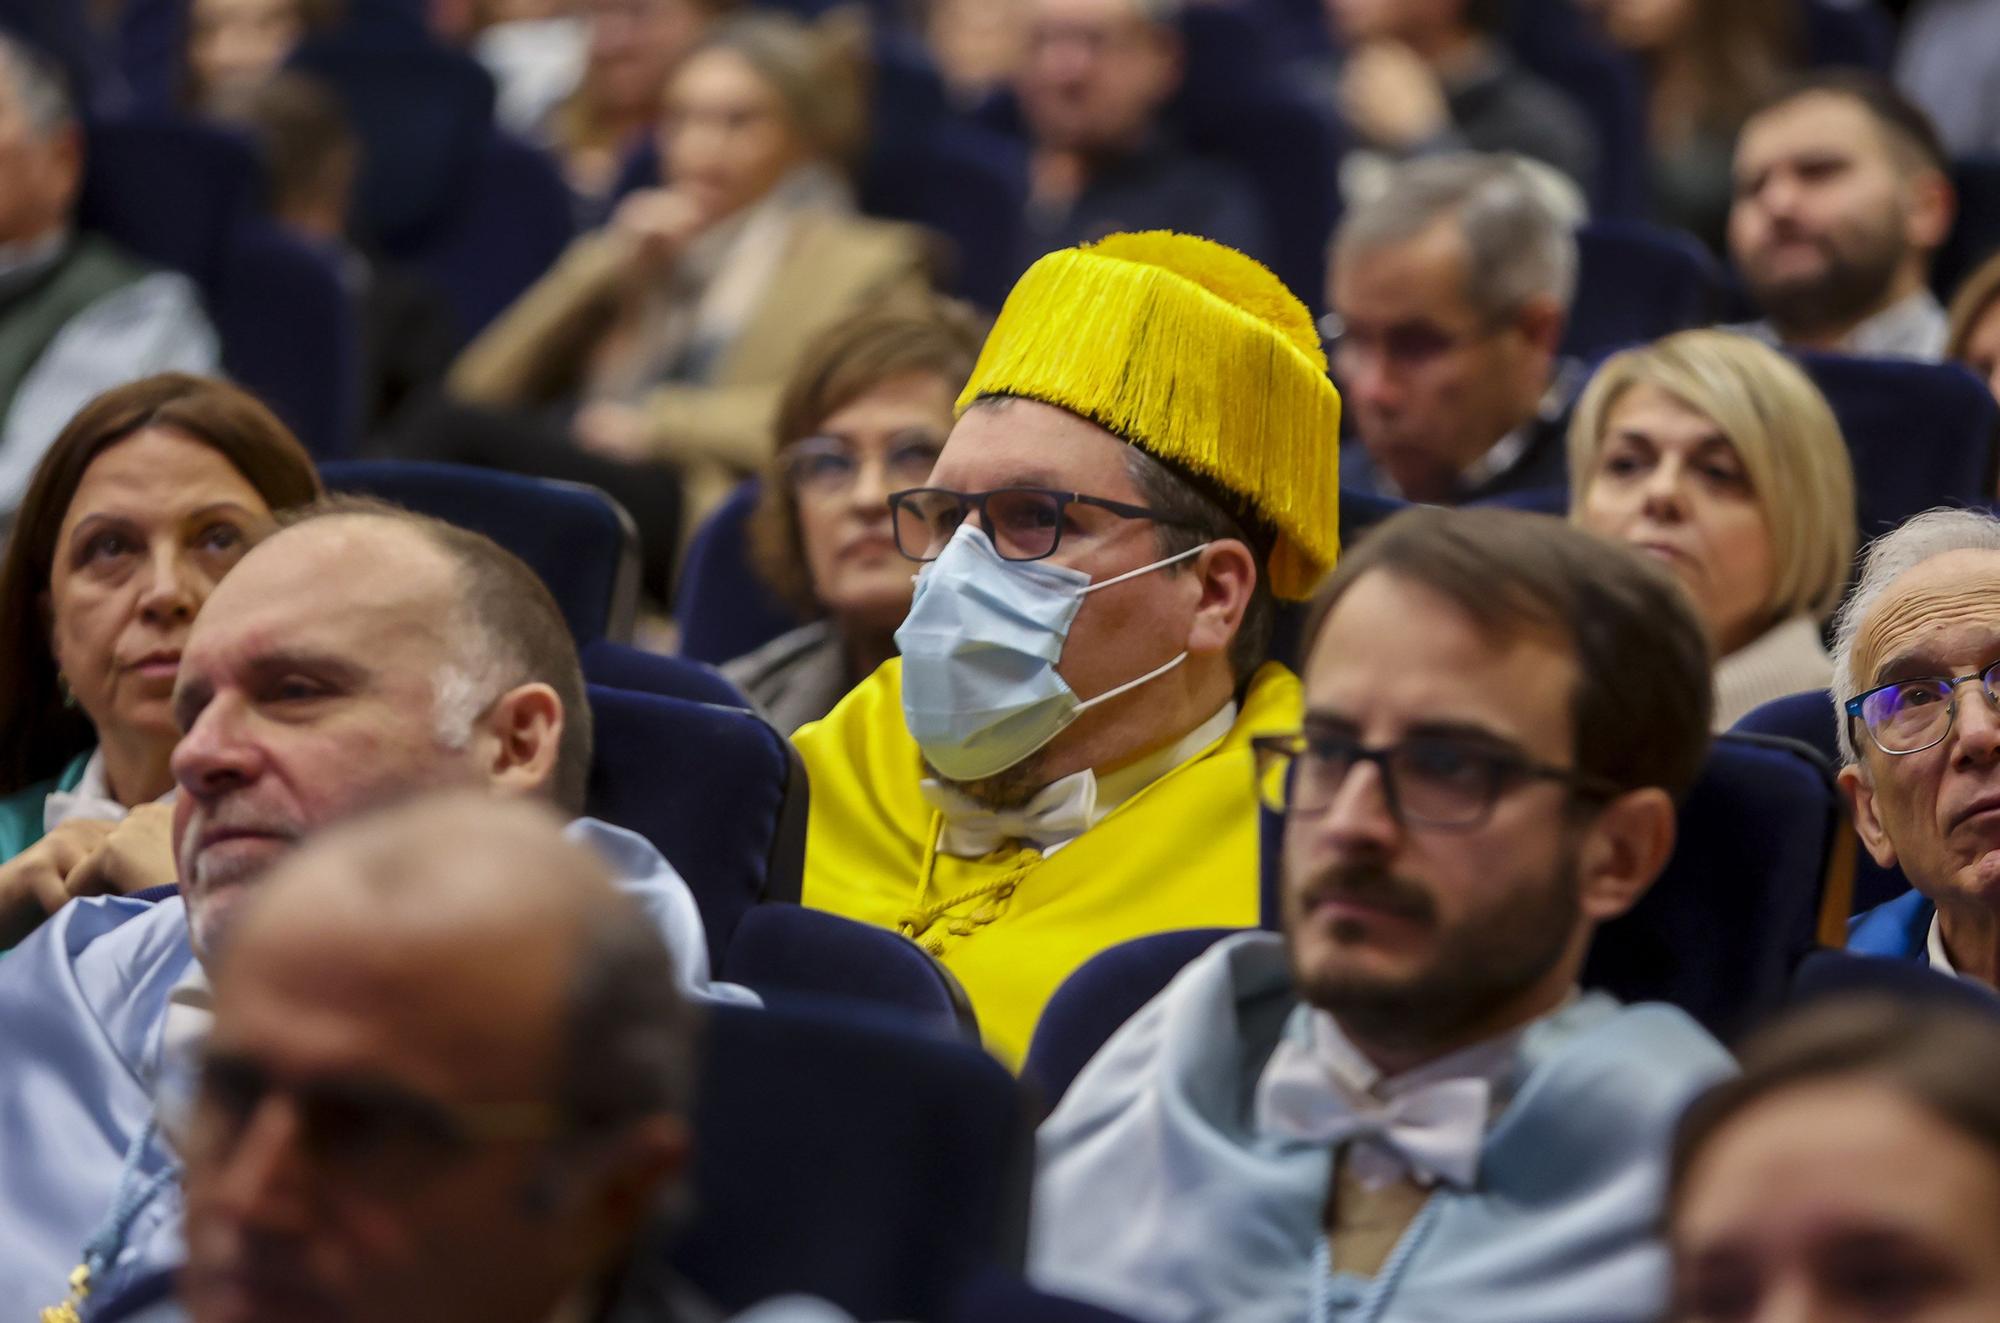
[1872,648,1957,685]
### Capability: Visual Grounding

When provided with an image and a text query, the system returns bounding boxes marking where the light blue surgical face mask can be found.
[895,524,1209,782]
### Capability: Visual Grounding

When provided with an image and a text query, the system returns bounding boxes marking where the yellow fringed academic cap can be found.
[957,231,1341,600]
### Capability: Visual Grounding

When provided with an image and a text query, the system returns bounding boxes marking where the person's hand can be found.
[1339,41,1452,149]
[65,802,177,900]
[609,187,714,269]
[573,400,656,462]
[0,817,119,945]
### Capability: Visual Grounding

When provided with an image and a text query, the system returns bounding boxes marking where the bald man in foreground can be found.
[8,500,752,1318]
[172,793,841,1323]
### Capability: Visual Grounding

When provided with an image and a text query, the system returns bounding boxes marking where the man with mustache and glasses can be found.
[793,230,1342,1066]
[1728,72,1955,360]
[1,499,748,1321]
[1838,509,2000,985]
[1031,507,1734,1323]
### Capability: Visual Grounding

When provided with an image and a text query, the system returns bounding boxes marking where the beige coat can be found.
[448,209,932,527]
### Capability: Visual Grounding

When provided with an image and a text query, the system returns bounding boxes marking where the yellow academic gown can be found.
[794,658,1303,1066]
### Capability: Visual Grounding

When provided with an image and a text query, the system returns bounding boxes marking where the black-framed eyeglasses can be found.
[172,1052,562,1197]
[888,486,1207,563]
[1846,659,2000,756]
[1251,728,1621,829]
[784,434,943,501]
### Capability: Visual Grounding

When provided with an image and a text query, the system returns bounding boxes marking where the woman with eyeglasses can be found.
[1569,329,1857,729]
[724,301,984,733]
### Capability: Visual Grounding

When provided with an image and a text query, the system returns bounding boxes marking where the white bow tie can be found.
[920,770,1099,856]
[1255,1038,1490,1191]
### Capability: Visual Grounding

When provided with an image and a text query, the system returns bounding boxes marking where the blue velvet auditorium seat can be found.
[292,25,574,346]
[1733,689,1911,915]
[1583,732,1848,1041]
[77,114,361,458]
[677,479,807,666]
[1023,927,1238,1112]
[1797,354,1999,540]
[580,638,750,710]
[320,459,641,645]
[1564,219,1725,359]
[720,904,979,1042]
[673,1002,1033,1320]
[1938,155,2000,302]
[1790,948,2000,1017]
[950,1267,1151,1323]
[584,685,806,972]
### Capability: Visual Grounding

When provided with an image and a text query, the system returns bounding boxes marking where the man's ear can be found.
[1575,786,1677,924]
[1907,167,1956,254]
[1840,762,1901,870]
[482,682,564,797]
[1512,294,1566,360]
[1185,539,1259,660]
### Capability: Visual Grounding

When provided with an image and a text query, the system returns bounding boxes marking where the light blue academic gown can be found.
[0,817,754,1319]
[1031,932,1736,1323]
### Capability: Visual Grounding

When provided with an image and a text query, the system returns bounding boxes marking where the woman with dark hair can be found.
[1668,996,2000,1321]
[1582,0,1798,253]
[724,300,982,733]
[0,373,321,944]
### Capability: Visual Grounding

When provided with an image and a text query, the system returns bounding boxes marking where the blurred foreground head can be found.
[178,791,694,1323]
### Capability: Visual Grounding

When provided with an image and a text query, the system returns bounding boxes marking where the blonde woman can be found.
[1570,329,1856,728]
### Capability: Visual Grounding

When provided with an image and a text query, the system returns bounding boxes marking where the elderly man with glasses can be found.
[1031,506,1733,1323]
[791,230,1342,1066]
[1840,509,2000,981]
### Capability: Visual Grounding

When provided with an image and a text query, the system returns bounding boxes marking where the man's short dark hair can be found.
[1302,507,1713,803]
[280,496,594,814]
[1754,69,1949,178]
[1123,446,1277,687]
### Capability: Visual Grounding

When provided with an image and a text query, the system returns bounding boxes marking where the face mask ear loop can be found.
[1079,541,1210,595]
[1072,649,1191,714]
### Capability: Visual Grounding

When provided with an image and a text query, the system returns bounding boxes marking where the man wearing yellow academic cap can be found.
[794,231,1341,1065]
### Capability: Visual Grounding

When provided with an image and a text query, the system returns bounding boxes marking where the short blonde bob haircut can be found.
[1567,328,1856,627]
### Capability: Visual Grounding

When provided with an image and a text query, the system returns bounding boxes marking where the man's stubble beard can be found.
[1288,840,1585,1062]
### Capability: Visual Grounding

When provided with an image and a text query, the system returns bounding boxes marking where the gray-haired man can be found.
[1836,508,2000,981]
[1325,154,1578,505]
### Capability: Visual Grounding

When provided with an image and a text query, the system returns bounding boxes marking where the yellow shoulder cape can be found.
[794,659,1302,1066]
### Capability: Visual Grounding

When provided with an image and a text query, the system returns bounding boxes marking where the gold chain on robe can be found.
[896,816,1038,955]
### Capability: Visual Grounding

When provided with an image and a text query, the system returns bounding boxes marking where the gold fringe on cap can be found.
[957,231,1342,600]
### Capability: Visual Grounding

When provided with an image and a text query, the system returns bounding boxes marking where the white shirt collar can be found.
[1928,911,1959,976]
[924,700,1238,859]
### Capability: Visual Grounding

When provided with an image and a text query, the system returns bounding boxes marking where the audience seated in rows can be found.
[1944,243,2000,408]
[1329,154,1579,505]
[1010,0,1267,271]
[1668,996,2000,1320]
[1576,0,1799,254]
[1033,506,1733,1321]
[1300,0,1598,201]
[794,230,1339,1065]
[207,71,459,441]
[1838,507,2000,980]
[439,12,932,597]
[0,498,743,1314]
[543,0,733,222]
[1568,329,1858,729]
[725,300,981,735]
[170,792,839,1323]
[0,374,319,949]
[0,34,221,512]
[1728,70,1955,360]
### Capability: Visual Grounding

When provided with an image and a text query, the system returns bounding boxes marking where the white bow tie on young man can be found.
[1254,1033,1493,1192]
